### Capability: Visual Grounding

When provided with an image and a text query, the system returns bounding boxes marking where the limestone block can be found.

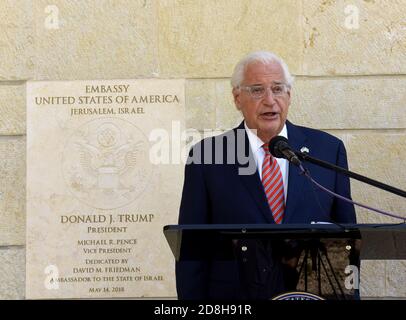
[303,0,406,75]
[0,1,35,80]
[0,247,25,299]
[185,80,216,130]
[158,0,303,77]
[215,81,244,130]
[290,77,406,130]
[385,260,406,297]
[0,137,25,246]
[186,79,241,131]
[0,84,26,135]
[324,131,406,224]
[33,0,158,80]
[359,260,386,298]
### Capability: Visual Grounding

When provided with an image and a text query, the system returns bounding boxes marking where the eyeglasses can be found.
[240,84,289,99]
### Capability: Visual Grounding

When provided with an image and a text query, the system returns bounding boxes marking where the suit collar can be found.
[285,120,308,152]
[284,120,308,223]
[234,121,275,223]
[234,120,309,224]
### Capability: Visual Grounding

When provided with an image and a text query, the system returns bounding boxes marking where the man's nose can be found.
[262,87,276,105]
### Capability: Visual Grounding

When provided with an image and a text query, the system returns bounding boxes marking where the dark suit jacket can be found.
[176,120,356,299]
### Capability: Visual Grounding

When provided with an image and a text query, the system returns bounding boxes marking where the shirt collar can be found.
[244,121,288,152]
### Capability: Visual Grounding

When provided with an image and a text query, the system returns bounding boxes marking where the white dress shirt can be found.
[244,122,289,202]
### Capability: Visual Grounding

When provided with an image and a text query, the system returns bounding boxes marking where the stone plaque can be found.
[26,80,185,298]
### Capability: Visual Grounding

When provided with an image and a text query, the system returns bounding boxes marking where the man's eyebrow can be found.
[244,80,286,87]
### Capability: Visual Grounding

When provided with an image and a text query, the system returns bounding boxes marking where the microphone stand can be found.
[295,151,406,198]
[293,152,405,298]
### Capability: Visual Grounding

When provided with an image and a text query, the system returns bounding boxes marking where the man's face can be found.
[233,62,291,143]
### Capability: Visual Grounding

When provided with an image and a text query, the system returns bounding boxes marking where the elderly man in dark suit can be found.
[176,51,356,300]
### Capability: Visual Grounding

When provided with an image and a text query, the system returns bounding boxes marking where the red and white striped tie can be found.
[262,144,285,224]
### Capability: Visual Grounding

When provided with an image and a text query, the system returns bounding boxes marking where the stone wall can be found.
[0,0,405,299]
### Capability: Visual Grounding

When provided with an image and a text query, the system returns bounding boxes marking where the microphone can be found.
[269,136,302,166]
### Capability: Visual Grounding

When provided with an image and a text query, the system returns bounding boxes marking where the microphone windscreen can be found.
[269,136,289,158]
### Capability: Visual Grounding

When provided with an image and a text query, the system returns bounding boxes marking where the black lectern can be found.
[164,224,406,300]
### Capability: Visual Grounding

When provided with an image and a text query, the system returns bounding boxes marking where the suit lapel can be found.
[235,122,274,224]
[283,121,308,223]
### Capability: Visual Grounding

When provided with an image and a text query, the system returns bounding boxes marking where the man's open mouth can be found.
[261,112,279,118]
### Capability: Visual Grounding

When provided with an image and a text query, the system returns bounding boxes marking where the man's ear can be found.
[232,88,241,110]
[286,88,291,105]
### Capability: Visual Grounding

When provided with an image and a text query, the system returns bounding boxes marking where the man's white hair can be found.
[230,51,294,89]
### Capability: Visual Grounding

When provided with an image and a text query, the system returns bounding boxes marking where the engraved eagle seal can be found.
[62,118,152,209]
